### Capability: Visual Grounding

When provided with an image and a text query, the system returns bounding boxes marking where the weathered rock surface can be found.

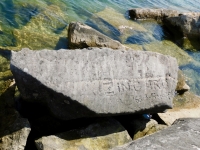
[131,119,167,140]
[35,118,131,150]
[68,22,126,49]
[158,92,200,126]
[112,118,200,150]
[129,8,179,20]
[11,48,178,120]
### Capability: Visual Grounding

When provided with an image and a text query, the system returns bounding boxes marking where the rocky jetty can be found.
[10,48,178,120]
[112,118,200,150]
[129,8,200,39]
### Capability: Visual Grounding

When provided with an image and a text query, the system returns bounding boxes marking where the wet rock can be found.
[164,12,200,38]
[143,40,193,66]
[112,118,200,150]
[92,7,147,43]
[35,118,131,150]
[68,22,126,49]
[129,8,179,20]
[11,48,178,120]
[131,119,167,140]
[129,8,200,39]
[96,7,147,32]
[158,92,200,126]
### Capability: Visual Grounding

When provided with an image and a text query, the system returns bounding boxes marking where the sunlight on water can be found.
[0,0,200,95]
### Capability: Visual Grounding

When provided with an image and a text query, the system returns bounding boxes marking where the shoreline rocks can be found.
[112,118,200,150]
[35,118,132,150]
[129,8,200,39]
[10,48,178,120]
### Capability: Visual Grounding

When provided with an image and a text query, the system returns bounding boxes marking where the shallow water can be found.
[0,0,200,95]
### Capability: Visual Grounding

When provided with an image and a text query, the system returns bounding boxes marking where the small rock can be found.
[68,22,126,49]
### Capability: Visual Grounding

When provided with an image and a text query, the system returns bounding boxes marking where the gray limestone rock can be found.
[10,48,178,120]
[68,22,126,49]
[35,118,132,150]
[129,8,179,20]
[112,118,200,150]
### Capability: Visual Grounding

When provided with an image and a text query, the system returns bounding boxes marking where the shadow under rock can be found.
[55,37,68,50]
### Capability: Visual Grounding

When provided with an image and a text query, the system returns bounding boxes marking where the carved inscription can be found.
[12,48,178,115]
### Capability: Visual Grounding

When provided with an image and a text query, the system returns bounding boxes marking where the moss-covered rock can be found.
[143,40,193,66]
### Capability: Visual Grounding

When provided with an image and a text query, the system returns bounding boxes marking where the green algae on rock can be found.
[13,5,68,50]
[143,40,193,66]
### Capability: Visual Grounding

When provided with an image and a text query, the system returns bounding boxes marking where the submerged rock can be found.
[35,118,131,150]
[96,7,147,32]
[11,48,178,120]
[13,5,68,50]
[143,40,193,66]
[129,8,179,20]
[112,118,200,150]
[68,22,126,49]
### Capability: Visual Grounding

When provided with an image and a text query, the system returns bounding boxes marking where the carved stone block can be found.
[10,48,178,120]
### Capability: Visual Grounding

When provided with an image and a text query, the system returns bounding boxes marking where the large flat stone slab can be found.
[112,118,200,150]
[10,48,178,120]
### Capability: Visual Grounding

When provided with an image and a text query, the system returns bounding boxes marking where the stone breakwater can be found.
[10,47,178,120]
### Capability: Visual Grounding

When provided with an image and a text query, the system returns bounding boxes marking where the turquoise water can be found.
[0,0,200,95]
